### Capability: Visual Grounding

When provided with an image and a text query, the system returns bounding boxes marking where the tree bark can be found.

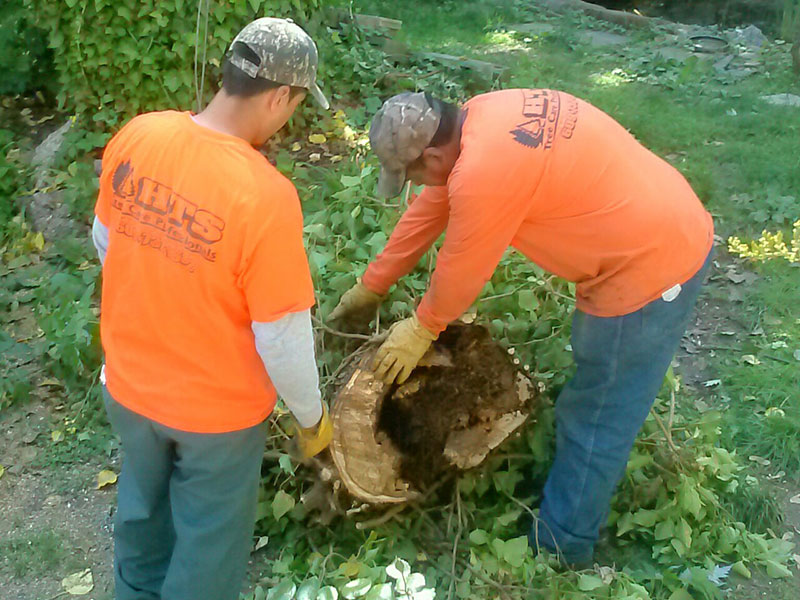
[535,0,664,29]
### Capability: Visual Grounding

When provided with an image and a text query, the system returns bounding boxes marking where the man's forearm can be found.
[362,186,449,294]
[252,309,323,428]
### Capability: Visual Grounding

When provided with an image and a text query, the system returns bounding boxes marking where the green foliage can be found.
[23,0,325,121]
[0,0,52,96]
[781,0,800,40]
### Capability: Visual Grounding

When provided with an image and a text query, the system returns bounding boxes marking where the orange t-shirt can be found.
[95,111,314,433]
[362,89,714,334]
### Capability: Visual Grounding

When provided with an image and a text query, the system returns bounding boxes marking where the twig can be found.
[447,482,464,600]
[355,503,407,530]
[650,408,680,455]
[667,387,676,431]
[311,314,373,340]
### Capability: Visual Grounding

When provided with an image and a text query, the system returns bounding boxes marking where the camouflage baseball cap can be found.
[229,17,329,109]
[369,92,441,198]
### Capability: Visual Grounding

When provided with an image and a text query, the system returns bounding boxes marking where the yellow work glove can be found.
[295,403,333,459]
[372,313,438,385]
[328,279,384,323]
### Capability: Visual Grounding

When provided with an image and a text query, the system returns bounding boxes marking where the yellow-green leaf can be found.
[96,470,118,489]
[32,232,45,251]
[732,561,751,579]
[51,430,65,443]
[62,569,94,595]
[308,133,327,144]
[668,588,693,600]
[765,560,792,578]
[577,574,604,591]
[0,464,4,479]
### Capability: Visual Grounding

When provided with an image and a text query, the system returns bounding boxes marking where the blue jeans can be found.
[531,251,711,565]
[103,389,267,600]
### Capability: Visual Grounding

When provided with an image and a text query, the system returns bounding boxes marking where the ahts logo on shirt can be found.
[110,160,225,271]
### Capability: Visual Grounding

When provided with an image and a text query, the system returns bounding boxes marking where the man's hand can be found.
[328,279,384,324]
[372,313,437,385]
[295,403,333,458]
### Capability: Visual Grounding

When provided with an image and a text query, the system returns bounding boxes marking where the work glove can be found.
[295,403,333,459]
[372,313,438,385]
[328,279,384,324]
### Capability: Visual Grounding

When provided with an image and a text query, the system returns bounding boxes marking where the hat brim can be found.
[308,81,330,110]
[377,166,406,199]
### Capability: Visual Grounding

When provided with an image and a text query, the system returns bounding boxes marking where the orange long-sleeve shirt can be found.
[362,89,714,334]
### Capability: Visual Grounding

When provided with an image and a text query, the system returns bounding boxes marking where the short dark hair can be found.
[405,94,460,171]
[424,93,459,147]
[222,42,306,98]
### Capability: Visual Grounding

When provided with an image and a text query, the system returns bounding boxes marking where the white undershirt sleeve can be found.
[251,309,323,428]
[92,216,109,265]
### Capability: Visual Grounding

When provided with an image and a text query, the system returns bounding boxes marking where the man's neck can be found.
[193,91,255,144]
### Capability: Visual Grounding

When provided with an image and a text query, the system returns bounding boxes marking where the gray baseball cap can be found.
[229,17,329,110]
[369,92,441,198]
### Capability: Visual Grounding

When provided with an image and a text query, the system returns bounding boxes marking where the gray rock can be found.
[760,93,800,107]
[26,189,81,242]
[731,25,767,49]
[31,119,74,189]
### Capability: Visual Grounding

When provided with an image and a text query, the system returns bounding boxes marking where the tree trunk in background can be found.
[535,0,661,28]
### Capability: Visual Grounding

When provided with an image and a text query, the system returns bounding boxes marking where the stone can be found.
[760,93,800,107]
[731,25,767,49]
[31,119,74,188]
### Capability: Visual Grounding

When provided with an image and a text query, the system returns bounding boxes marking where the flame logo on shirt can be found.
[112,160,136,198]
[510,90,561,150]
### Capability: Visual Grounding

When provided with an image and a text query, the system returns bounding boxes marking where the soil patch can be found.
[377,324,523,488]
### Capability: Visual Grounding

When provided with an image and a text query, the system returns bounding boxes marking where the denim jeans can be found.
[531,250,712,565]
[103,389,267,600]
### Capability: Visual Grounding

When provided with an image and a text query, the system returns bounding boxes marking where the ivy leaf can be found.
[501,536,529,568]
[278,453,295,475]
[765,560,792,578]
[341,578,372,599]
[678,482,702,518]
[667,589,692,600]
[317,587,339,600]
[272,490,295,520]
[632,509,658,528]
[577,574,604,591]
[266,580,296,600]
[731,561,751,579]
[469,529,490,545]
[364,583,393,600]
[518,289,539,314]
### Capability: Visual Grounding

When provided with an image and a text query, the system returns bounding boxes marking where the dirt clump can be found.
[376,324,522,488]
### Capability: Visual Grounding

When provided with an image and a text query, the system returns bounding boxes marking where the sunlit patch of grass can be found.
[589,67,634,87]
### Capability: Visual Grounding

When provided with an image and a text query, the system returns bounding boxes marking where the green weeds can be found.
[0,530,82,578]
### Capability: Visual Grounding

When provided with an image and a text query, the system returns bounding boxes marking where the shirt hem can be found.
[105,379,276,434]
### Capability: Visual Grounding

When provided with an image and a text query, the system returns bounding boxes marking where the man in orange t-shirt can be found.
[93,19,331,600]
[330,90,713,567]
